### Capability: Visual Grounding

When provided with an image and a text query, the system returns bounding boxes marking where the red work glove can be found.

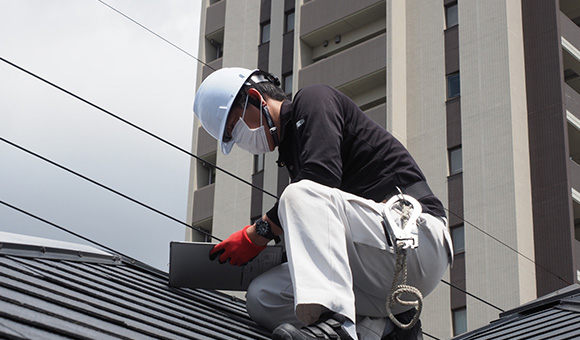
[209,225,267,266]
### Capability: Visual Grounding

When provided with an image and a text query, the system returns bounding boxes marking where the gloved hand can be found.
[209,225,267,266]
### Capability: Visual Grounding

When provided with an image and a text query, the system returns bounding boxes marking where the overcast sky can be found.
[0,1,202,270]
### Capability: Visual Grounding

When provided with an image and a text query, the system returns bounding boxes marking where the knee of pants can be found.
[245,265,299,330]
[246,276,267,326]
[279,180,312,205]
[245,272,289,330]
[279,180,336,207]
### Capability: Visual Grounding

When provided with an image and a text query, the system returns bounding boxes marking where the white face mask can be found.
[231,96,272,155]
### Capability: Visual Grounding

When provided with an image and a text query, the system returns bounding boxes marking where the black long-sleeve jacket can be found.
[265,84,445,227]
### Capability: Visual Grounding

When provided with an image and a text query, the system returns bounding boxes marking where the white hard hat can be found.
[193,67,254,155]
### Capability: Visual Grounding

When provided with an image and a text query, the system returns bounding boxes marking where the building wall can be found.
[404,0,452,336]
[459,0,536,329]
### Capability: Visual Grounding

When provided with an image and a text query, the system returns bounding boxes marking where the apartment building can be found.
[186,0,580,338]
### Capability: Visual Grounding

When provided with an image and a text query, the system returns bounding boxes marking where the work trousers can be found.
[246,180,453,339]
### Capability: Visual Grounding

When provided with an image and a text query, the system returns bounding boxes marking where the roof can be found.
[0,232,271,339]
[452,284,580,340]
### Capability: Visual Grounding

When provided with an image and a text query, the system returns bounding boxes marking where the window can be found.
[452,307,467,336]
[254,154,265,173]
[283,73,293,96]
[447,72,460,99]
[451,225,465,254]
[446,3,458,29]
[197,153,216,187]
[207,38,223,61]
[261,21,271,44]
[449,146,463,175]
[285,10,295,33]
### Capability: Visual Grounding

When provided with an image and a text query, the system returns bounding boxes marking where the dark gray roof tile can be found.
[0,238,271,340]
[452,284,580,340]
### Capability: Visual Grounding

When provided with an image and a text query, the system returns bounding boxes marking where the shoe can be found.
[272,313,354,340]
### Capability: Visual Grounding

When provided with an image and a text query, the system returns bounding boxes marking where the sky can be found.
[0,1,202,270]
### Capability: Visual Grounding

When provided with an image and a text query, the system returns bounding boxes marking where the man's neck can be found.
[264,97,283,139]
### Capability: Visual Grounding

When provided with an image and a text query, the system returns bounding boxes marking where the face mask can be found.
[231,96,272,154]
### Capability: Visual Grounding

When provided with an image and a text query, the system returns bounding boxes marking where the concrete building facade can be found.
[186,0,580,338]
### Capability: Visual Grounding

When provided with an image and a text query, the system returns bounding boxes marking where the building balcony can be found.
[298,33,386,92]
[192,183,215,225]
[561,11,580,95]
[567,84,580,167]
[300,0,385,63]
[206,0,225,36]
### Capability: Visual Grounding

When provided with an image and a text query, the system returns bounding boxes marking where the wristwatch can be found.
[255,218,276,240]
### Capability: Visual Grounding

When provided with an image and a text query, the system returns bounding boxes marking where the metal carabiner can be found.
[381,193,422,249]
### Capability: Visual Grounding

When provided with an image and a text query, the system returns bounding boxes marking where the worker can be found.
[193,67,453,340]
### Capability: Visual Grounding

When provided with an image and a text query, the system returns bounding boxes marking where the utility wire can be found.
[441,279,504,312]
[445,208,572,287]
[0,199,136,263]
[95,0,216,71]
[0,136,221,242]
[0,56,278,202]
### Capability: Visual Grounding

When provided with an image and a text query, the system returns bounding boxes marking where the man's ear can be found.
[247,88,264,106]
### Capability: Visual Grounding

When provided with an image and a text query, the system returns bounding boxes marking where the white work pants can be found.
[246,180,452,339]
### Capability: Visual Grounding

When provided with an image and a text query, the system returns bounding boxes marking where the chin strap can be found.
[243,71,281,148]
[247,93,280,148]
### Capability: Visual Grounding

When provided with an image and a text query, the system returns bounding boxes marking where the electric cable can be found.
[445,207,572,287]
[0,136,221,243]
[0,199,137,263]
[95,0,216,71]
[0,56,277,202]
[441,279,504,312]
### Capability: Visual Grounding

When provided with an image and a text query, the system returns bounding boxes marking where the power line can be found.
[0,56,278,201]
[0,136,221,242]
[441,279,504,313]
[95,0,216,71]
[0,199,136,263]
[445,208,572,287]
